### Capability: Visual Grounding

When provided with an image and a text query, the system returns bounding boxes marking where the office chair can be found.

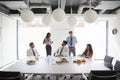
[88,70,116,80]
[114,60,120,71]
[104,55,114,70]
[114,60,120,80]
[0,71,22,80]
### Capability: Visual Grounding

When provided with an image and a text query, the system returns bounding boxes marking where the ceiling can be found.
[0,0,120,15]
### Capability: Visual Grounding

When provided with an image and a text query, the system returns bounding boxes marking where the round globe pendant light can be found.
[52,0,65,22]
[21,9,34,22]
[84,9,97,23]
[42,14,52,25]
[83,0,97,23]
[52,8,65,22]
[67,8,77,25]
[21,0,34,22]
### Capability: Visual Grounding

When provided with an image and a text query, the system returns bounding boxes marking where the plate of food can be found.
[56,60,62,64]
[56,58,69,64]
[27,60,36,65]
[73,59,86,64]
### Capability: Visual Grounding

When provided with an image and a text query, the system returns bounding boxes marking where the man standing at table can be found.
[66,31,77,56]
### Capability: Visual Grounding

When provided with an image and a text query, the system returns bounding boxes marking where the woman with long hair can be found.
[78,44,93,57]
[43,32,53,56]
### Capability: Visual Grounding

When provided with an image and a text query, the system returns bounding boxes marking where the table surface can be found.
[3,56,110,74]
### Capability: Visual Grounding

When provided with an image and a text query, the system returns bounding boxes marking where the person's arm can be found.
[35,49,40,56]
[89,53,93,57]
[78,49,86,57]
[66,37,69,43]
[27,49,31,56]
[43,38,47,44]
[53,47,59,56]
[75,37,78,44]
[50,38,53,44]
[66,47,69,57]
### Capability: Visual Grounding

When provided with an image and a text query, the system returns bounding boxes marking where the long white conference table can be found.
[3,56,110,79]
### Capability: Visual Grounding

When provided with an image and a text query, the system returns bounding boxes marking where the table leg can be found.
[21,73,25,80]
[56,74,60,80]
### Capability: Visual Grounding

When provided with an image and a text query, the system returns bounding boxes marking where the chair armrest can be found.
[82,73,88,80]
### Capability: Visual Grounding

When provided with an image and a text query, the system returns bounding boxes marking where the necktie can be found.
[32,49,36,56]
[59,47,64,55]
[70,37,72,45]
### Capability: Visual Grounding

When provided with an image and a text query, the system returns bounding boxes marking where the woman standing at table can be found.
[43,32,53,56]
[78,44,93,58]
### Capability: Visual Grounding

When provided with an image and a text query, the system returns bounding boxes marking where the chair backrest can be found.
[88,70,117,80]
[114,60,120,71]
[104,55,114,70]
[0,71,22,80]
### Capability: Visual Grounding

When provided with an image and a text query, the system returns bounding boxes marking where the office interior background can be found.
[0,0,120,69]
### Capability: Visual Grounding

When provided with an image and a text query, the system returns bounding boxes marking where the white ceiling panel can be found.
[30,0,42,3]
[30,0,50,4]
[0,1,27,10]
[95,1,120,10]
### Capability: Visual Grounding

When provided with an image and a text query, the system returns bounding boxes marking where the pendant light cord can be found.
[71,7,72,14]
[27,0,30,9]
[89,0,92,9]
[58,0,60,8]
[71,0,75,14]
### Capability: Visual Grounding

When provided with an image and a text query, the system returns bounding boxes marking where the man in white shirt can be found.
[27,42,39,57]
[26,42,42,79]
[54,40,68,57]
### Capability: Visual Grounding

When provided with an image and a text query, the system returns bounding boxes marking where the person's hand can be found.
[51,41,54,44]
[78,54,81,56]
[37,54,40,56]
[53,53,55,56]
[78,54,83,57]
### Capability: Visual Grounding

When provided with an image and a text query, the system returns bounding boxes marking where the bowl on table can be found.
[73,59,86,64]
[27,60,36,65]
[56,58,69,64]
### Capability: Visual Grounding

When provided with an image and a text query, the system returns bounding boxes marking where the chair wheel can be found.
[42,76,45,79]
[70,76,72,79]
[48,76,50,79]
[64,76,66,79]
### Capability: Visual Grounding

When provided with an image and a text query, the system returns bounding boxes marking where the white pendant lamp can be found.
[67,8,77,25]
[21,9,34,22]
[84,9,97,23]
[42,14,52,25]
[83,0,97,23]
[52,0,65,22]
[21,0,34,22]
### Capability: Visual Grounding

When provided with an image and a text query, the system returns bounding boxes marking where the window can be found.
[74,21,107,59]
[18,27,50,59]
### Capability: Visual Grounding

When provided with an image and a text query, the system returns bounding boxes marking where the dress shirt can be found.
[27,48,39,56]
[54,46,68,57]
[66,36,77,47]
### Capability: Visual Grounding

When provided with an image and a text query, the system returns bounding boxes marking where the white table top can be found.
[3,57,110,74]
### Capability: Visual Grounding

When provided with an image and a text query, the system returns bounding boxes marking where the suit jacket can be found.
[27,48,39,56]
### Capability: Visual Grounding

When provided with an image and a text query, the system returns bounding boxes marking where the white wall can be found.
[108,16,120,60]
[8,14,120,60]
[0,13,17,68]
[18,27,50,58]
[51,20,74,53]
